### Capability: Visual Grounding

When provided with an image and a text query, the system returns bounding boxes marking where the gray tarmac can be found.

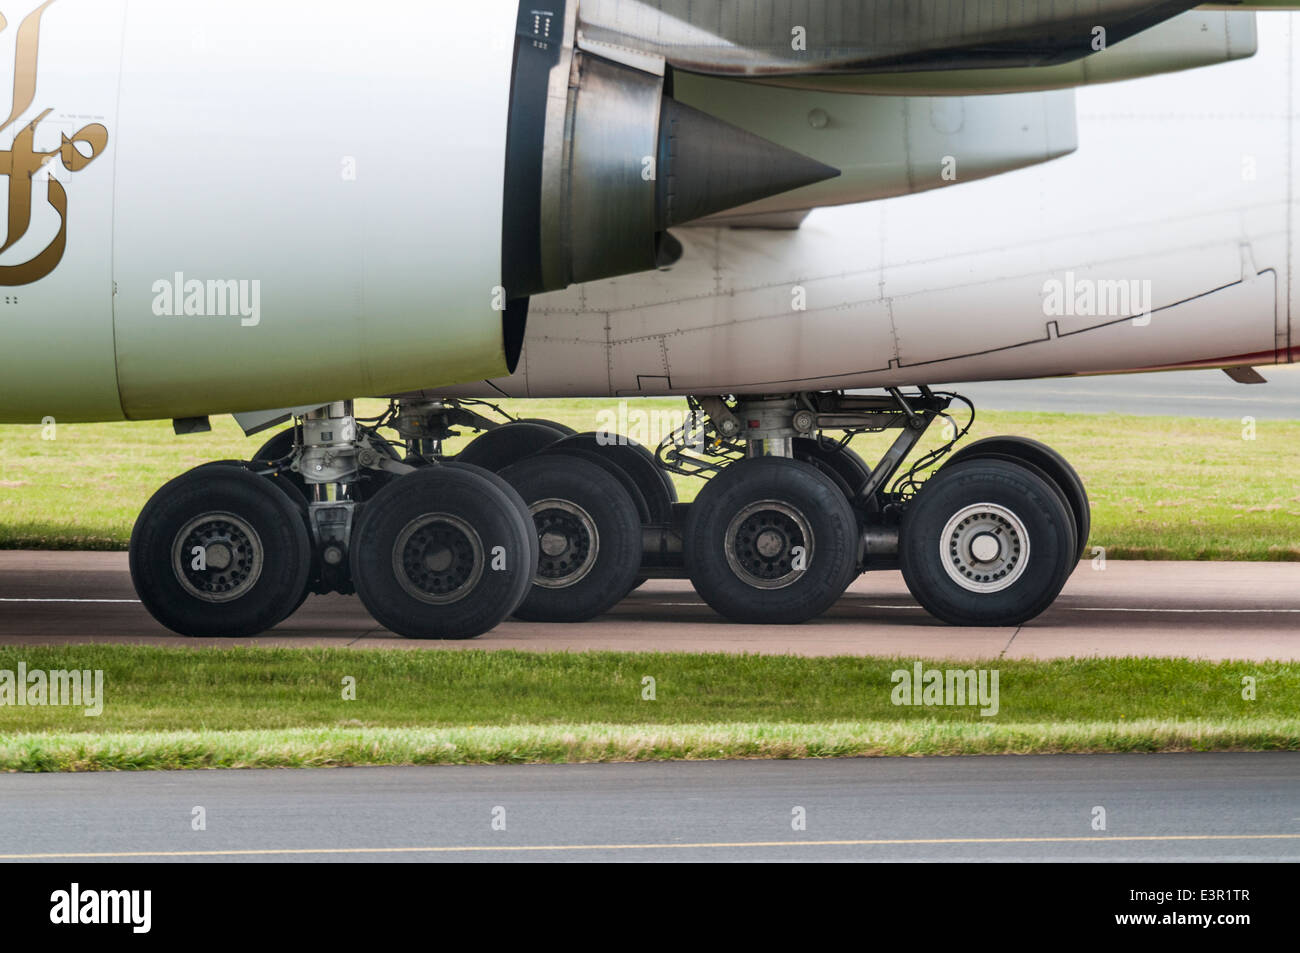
[0,753,1296,862]
[942,364,1300,419]
[0,552,1296,660]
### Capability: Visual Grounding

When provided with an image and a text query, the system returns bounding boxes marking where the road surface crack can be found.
[998,626,1023,659]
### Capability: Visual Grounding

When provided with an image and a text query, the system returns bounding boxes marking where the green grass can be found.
[1,398,1297,558]
[1,647,1296,770]
[8,721,1298,772]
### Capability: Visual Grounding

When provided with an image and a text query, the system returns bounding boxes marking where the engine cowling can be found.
[501,1,839,298]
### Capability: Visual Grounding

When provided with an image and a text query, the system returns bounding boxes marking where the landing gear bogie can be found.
[130,390,1091,638]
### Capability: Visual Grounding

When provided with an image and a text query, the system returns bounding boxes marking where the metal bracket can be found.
[1223,365,1267,384]
[696,396,742,439]
[854,388,946,506]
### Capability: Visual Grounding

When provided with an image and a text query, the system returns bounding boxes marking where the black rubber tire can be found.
[549,431,677,524]
[684,457,859,625]
[499,454,643,623]
[944,436,1090,561]
[533,442,650,590]
[539,445,652,524]
[792,436,872,500]
[129,463,312,637]
[454,421,566,472]
[194,458,319,616]
[251,427,397,503]
[899,458,1076,627]
[349,466,536,639]
[442,460,540,599]
[514,417,577,436]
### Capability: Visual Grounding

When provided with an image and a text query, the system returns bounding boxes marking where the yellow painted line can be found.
[3,833,1300,859]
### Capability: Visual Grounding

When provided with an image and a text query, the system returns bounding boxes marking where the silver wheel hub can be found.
[171,512,264,603]
[531,499,599,589]
[940,503,1030,594]
[725,500,814,590]
[969,533,1000,563]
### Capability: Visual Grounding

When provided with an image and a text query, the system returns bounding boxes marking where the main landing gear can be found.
[128,389,1088,638]
[650,391,1087,628]
[131,401,538,639]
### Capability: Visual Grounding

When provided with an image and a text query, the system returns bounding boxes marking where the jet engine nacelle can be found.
[0,0,842,425]
[1,0,525,424]
[576,0,1205,75]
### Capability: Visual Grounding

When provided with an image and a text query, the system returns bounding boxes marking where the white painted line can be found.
[655,601,1300,613]
[0,598,140,604]
[1073,607,1300,613]
[852,605,1300,613]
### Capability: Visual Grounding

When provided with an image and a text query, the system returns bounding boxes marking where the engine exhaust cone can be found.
[656,98,840,229]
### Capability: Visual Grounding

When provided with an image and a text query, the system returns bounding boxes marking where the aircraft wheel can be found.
[545,432,678,596]
[129,463,312,637]
[541,445,652,523]
[684,457,858,624]
[944,436,1090,560]
[349,466,537,639]
[899,458,1076,627]
[499,454,643,622]
[937,451,1079,568]
[792,435,872,500]
[454,421,566,472]
[513,417,577,436]
[441,461,537,551]
[549,431,677,522]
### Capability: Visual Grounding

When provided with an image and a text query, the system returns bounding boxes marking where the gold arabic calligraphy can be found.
[0,0,107,286]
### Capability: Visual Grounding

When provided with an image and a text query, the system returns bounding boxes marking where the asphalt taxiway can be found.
[0,552,1296,660]
[0,753,1295,862]
[946,363,1300,419]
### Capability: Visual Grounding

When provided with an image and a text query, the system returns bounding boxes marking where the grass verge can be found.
[7,720,1299,772]
[1,647,1295,770]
